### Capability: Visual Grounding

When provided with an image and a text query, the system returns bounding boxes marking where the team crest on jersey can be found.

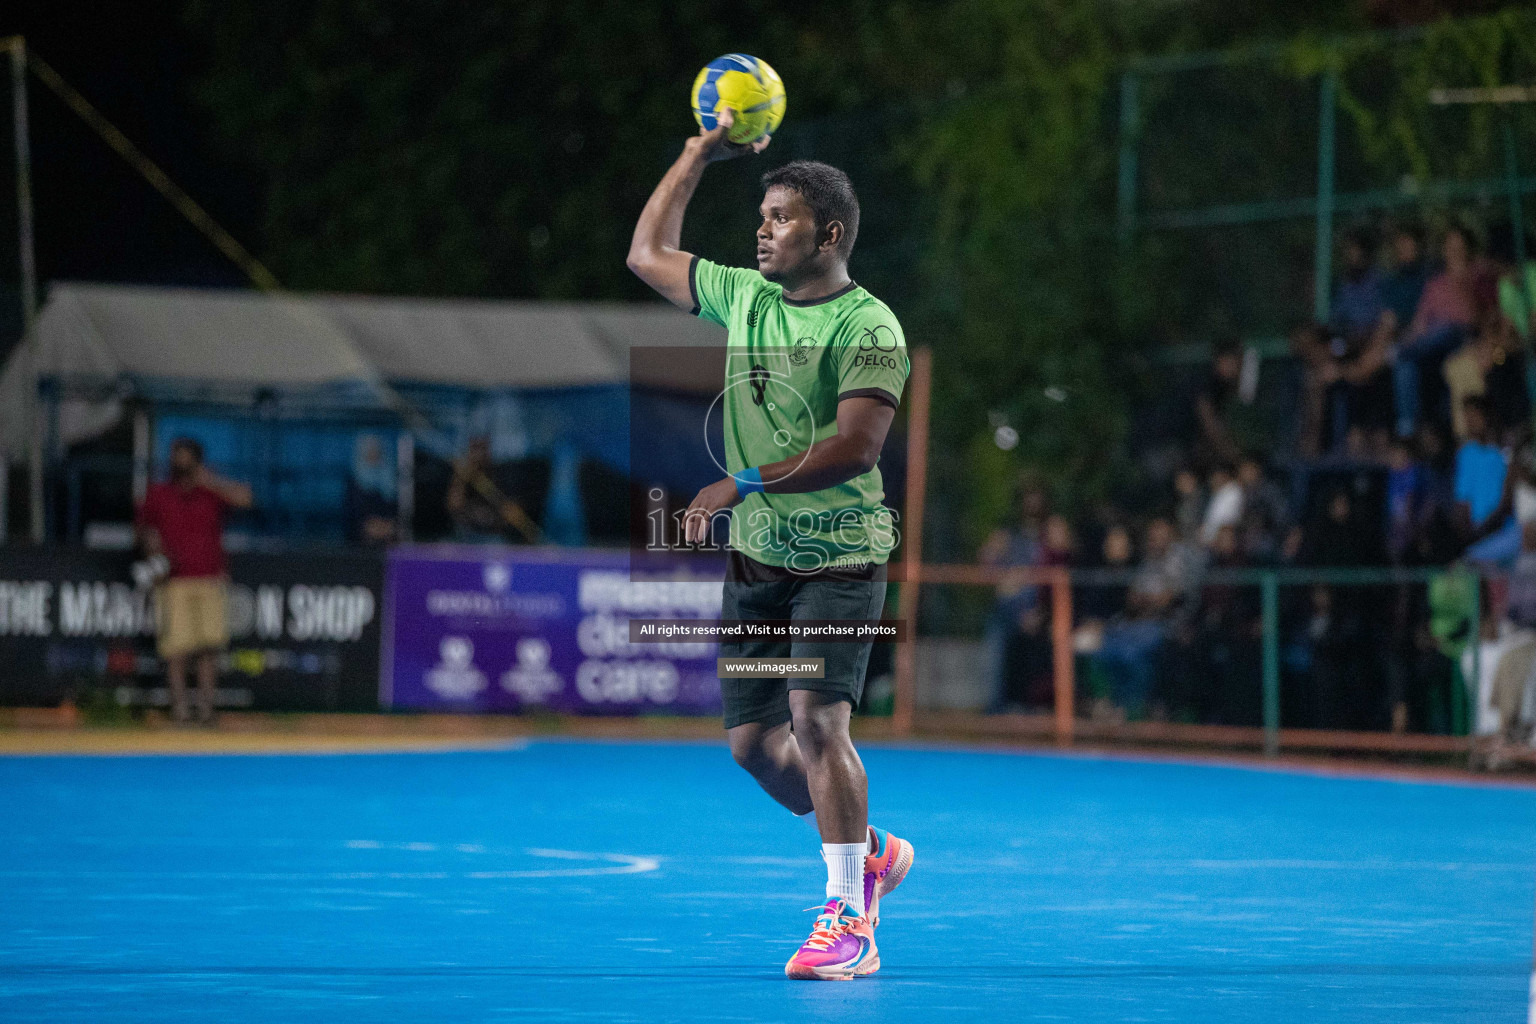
[789,336,815,366]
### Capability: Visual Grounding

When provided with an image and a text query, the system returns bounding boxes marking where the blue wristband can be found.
[733,466,765,498]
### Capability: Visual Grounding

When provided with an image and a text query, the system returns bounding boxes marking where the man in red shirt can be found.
[134,438,253,724]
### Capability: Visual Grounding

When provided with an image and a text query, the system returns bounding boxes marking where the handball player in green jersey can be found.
[628,108,914,980]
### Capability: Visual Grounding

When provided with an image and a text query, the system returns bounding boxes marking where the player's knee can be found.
[728,728,773,773]
[789,705,848,760]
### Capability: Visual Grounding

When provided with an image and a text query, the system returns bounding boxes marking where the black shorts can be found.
[718,550,888,730]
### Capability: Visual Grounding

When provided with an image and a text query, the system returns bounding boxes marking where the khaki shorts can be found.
[156,577,229,659]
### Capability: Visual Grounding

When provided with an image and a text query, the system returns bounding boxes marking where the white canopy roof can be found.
[0,282,726,459]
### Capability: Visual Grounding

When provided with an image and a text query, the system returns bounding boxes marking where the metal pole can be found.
[9,38,35,331]
[1116,71,1140,247]
[131,408,150,505]
[10,39,41,543]
[1313,67,1338,325]
[1261,571,1280,757]
[396,431,414,542]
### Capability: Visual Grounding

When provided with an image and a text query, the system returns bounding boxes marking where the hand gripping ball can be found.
[691,54,786,145]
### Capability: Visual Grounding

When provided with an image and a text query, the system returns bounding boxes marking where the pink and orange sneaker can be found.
[784,899,879,980]
[864,826,915,926]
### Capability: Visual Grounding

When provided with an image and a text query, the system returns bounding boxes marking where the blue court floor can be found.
[2,739,1534,1023]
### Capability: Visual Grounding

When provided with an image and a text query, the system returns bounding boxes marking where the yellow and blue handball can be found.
[691,54,786,145]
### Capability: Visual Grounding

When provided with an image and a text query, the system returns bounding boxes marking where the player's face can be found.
[756,186,822,282]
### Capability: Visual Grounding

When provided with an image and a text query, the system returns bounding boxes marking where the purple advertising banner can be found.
[383,547,725,715]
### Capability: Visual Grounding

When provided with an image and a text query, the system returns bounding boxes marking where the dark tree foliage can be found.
[185,0,1531,543]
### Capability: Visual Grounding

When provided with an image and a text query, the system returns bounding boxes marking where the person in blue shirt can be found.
[1331,227,1386,341]
[1456,395,1519,565]
[1381,223,1429,332]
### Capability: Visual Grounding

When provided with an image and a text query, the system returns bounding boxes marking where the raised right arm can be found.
[626,109,768,311]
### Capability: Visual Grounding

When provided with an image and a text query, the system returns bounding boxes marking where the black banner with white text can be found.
[0,548,384,711]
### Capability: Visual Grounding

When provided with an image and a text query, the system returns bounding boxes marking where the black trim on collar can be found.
[838,387,900,410]
[687,255,701,316]
[782,280,858,307]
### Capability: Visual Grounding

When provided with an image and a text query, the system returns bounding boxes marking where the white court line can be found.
[0,848,661,881]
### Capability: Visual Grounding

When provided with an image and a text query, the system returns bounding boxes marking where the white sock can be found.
[802,813,878,855]
[822,842,866,918]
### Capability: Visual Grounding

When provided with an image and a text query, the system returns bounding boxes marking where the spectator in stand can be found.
[1094,518,1193,721]
[1291,322,1332,457]
[1467,425,1536,558]
[978,481,1049,568]
[134,438,253,725]
[1485,522,1536,766]
[1299,488,1381,567]
[1404,423,1464,565]
[1196,523,1264,724]
[1443,303,1529,443]
[1443,311,1498,441]
[1291,583,1376,729]
[1487,221,1536,346]
[1456,395,1519,566]
[1498,257,1536,343]
[1200,464,1244,545]
[980,485,1050,714]
[1236,455,1290,563]
[1294,488,1389,729]
[447,436,507,542]
[1014,514,1076,706]
[1193,339,1245,469]
[1172,467,1204,543]
[1394,225,1485,437]
[346,434,399,546]
[1381,222,1430,335]
[1331,226,1386,340]
[1484,315,1531,443]
[1291,320,1393,455]
[983,513,1074,714]
[1385,437,1430,564]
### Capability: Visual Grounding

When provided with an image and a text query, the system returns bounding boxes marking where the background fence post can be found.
[1465,573,1480,739]
[1051,568,1075,748]
[1312,64,1338,324]
[1116,70,1139,247]
[1262,571,1280,757]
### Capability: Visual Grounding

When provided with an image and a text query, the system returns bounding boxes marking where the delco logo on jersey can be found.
[854,325,900,370]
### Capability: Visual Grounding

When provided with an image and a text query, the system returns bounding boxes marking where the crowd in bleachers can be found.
[982,220,1536,757]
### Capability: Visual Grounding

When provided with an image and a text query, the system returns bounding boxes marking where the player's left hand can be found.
[683,477,744,544]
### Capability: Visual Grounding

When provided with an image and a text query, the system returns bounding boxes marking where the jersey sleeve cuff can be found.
[688,255,701,317]
[838,387,901,410]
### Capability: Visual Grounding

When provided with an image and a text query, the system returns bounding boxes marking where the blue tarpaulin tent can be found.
[0,284,729,543]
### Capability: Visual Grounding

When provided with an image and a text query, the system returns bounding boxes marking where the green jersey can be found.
[690,256,909,571]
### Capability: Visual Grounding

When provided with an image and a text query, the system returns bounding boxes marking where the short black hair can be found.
[760,160,860,258]
[170,437,204,463]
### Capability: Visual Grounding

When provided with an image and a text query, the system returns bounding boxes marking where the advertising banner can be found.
[384,547,725,715]
[0,547,384,711]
